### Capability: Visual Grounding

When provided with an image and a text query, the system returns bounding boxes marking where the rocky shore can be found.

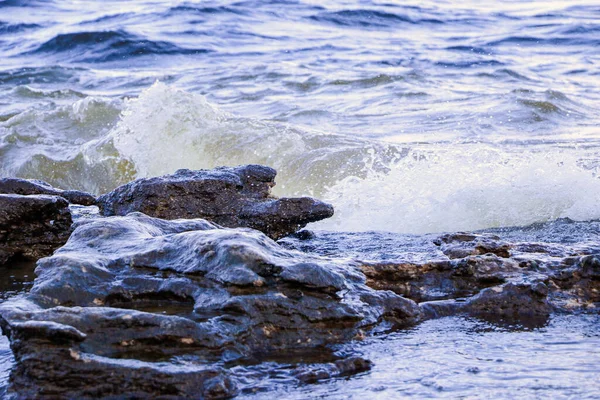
[0,166,598,399]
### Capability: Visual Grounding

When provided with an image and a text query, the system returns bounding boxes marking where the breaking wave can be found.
[3,82,600,233]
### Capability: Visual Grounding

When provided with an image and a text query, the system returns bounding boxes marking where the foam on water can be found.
[110,82,402,197]
[316,146,600,233]
[109,83,600,234]
[3,82,600,234]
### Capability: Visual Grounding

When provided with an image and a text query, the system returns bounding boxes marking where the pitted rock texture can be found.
[0,178,96,206]
[0,213,419,398]
[433,232,512,259]
[0,194,72,265]
[97,165,334,240]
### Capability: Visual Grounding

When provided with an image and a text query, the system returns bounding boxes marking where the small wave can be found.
[328,74,401,88]
[435,60,504,69]
[0,0,48,7]
[0,66,84,85]
[78,13,135,26]
[0,96,126,193]
[518,99,561,114]
[0,22,39,34]
[487,35,599,47]
[445,45,491,55]
[169,5,247,16]
[477,68,534,82]
[308,9,443,28]
[11,85,86,99]
[30,31,210,63]
[554,23,600,35]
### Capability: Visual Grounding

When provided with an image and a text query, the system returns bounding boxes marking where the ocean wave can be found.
[0,96,127,193]
[108,84,600,233]
[29,30,211,62]
[315,145,600,233]
[307,9,443,28]
[3,83,600,234]
[0,22,39,34]
[109,82,402,197]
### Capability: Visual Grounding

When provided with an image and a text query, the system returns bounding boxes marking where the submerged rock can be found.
[0,178,96,206]
[0,194,72,265]
[421,281,551,320]
[97,165,334,240]
[294,356,372,384]
[0,213,418,398]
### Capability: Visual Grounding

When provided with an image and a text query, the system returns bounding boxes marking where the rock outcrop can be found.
[357,232,600,323]
[0,213,419,398]
[97,165,334,240]
[0,194,72,265]
[0,178,96,206]
[2,169,600,398]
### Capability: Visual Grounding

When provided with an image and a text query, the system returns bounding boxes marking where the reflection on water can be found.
[0,260,36,396]
[240,315,600,399]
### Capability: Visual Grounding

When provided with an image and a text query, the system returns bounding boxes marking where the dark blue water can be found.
[1,1,600,397]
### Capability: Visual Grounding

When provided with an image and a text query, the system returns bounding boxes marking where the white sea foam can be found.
[4,82,600,233]
[110,83,600,233]
[110,82,399,197]
[314,145,600,233]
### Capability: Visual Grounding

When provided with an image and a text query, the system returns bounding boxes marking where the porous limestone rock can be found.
[97,165,334,240]
[0,194,72,265]
[0,212,419,398]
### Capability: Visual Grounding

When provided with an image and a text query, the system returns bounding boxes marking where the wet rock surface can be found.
[0,178,96,206]
[0,194,72,266]
[1,168,599,398]
[97,165,334,240]
[0,213,418,398]
[356,231,600,321]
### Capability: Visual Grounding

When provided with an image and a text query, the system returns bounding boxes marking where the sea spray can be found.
[3,82,600,233]
[315,145,600,233]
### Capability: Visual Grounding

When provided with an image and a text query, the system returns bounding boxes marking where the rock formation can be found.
[0,213,418,398]
[97,165,334,240]
[1,168,599,398]
[0,194,72,265]
[0,178,96,206]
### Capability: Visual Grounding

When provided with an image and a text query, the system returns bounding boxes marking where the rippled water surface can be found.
[239,314,600,399]
[1,0,600,397]
[1,0,600,233]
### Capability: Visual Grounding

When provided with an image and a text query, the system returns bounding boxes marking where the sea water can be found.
[1,0,599,397]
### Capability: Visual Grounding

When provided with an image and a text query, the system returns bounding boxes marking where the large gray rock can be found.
[0,194,72,265]
[0,213,419,398]
[0,178,96,206]
[97,165,334,240]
